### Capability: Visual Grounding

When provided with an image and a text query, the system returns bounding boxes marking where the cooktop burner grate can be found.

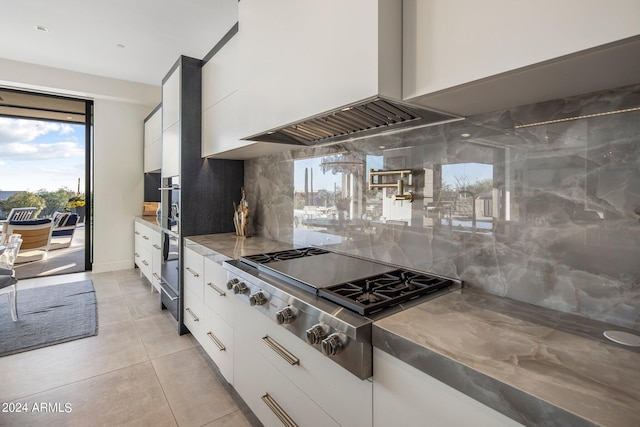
[242,247,330,266]
[319,270,452,315]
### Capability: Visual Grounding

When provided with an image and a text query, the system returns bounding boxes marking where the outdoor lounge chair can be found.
[1,207,37,234]
[50,212,79,250]
[5,219,53,263]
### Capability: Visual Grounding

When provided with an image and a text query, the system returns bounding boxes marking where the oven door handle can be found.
[159,283,178,301]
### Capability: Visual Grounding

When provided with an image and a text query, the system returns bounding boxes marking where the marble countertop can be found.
[184,233,294,263]
[135,215,163,232]
[373,288,640,427]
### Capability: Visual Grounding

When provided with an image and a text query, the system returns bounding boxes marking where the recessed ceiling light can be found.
[66,116,73,120]
[35,25,48,32]
[461,133,471,138]
[379,145,386,149]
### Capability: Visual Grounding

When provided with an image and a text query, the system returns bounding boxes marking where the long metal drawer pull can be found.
[152,273,160,280]
[206,331,226,351]
[207,282,226,297]
[142,260,149,266]
[134,252,140,257]
[142,235,149,240]
[185,307,199,322]
[134,231,140,235]
[261,335,299,366]
[152,244,161,250]
[261,393,298,427]
[185,267,199,277]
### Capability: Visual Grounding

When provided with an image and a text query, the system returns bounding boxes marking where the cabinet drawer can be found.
[203,258,234,323]
[235,327,339,427]
[237,302,372,427]
[150,231,162,292]
[201,307,234,385]
[183,289,205,338]
[183,247,204,299]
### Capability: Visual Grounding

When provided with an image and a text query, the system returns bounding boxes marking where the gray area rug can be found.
[0,280,97,357]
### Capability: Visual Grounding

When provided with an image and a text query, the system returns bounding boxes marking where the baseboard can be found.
[91,260,135,273]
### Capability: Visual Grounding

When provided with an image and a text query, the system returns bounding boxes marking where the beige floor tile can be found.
[152,347,239,427]
[97,294,133,327]
[0,319,148,402]
[202,409,257,427]
[1,362,177,427]
[135,313,198,359]
[125,288,165,320]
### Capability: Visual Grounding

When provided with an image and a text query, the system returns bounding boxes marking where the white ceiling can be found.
[0,0,238,86]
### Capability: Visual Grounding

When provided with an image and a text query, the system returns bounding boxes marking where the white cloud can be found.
[0,118,76,144]
[0,141,84,160]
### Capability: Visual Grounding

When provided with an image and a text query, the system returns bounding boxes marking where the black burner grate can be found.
[242,247,330,267]
[319,270,452,315]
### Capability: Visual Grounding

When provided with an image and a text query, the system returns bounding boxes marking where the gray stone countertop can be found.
[184,233,294,263]
[373,288,640,427]
[135,215,163,232]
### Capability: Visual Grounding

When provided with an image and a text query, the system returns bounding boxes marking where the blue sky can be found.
[0,117,85,192]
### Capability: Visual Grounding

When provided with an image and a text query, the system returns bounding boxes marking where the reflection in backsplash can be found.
[245,84,640,330]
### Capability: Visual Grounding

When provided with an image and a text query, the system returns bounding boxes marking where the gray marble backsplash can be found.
[244,84,640,331]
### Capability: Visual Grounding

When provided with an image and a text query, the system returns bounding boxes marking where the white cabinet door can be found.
[144,107,162,173]
[163,67,180,131]
[373,348,522,427]
[402,0,640,101]
[162,120,180,178]
[183,247,204,300]
[203,258,234,324]
[201,91,249,158]
[150,230,162,292]
[202,36,238,111]
[234,301,340,427]
[201,307,234,385]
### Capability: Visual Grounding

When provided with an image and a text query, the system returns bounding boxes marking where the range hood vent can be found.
[244,96,462,146]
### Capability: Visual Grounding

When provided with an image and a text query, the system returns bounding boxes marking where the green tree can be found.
[2,191,46,218]
[37,188,76,217]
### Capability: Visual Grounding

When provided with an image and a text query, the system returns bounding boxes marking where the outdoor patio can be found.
[14,223,86,280]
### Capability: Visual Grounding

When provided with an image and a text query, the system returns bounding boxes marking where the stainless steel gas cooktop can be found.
[223,247,461,379]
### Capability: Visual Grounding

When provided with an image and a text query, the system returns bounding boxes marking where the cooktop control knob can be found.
[232,282,248,294]
[306,324,329,345]
[321,333,346,357]
[226,278,239,290]
[275,307,296,325]
[249,291,267,306]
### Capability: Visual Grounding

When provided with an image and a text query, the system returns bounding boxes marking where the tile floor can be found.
[0,269,261,427]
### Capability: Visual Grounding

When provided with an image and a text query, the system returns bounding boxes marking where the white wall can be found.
[92,99,150,272]
[0,58,160,273]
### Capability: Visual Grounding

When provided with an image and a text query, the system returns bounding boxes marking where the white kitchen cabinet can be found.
[182,247,236,385]
[237,0,401,139]
[234,301,341,427]
[402,0,640,115]
[144,105,162,173]
[162,65,181,178]
[161,120,180,178]
[373,348,522,427]
[202,35,238,111]
[233,296,372,427]
[162,68,180,131]
[183,247,204,300]
[134,221,160,290]
[201,32,295,159]
[150,230,162,292]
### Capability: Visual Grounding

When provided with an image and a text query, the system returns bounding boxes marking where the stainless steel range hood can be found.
[243,96,463,146]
